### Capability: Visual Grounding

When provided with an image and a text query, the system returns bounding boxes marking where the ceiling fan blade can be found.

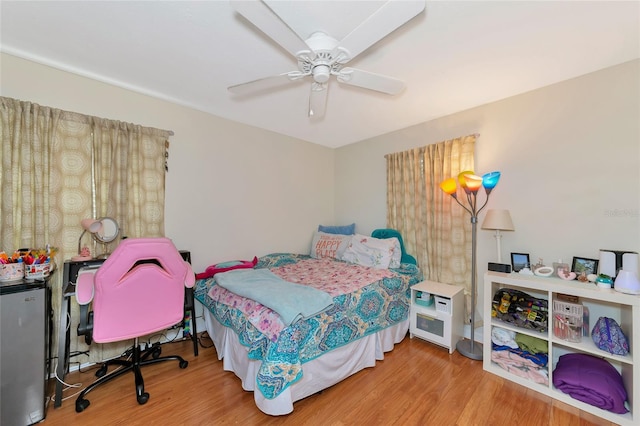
[337,67,405,95]
[335,0,425,62]
[308,83,328,118]
[230,0,310,58]
[228,73,303,95]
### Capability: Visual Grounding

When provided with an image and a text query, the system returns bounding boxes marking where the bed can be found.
[193,230,422,415]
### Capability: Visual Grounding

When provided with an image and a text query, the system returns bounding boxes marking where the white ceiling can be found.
[1,1,638,148]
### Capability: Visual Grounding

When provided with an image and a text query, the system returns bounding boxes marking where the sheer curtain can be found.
[0,96,171,365]
[386,135,476,318]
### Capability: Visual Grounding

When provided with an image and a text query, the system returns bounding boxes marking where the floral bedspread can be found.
[194,253,422,400]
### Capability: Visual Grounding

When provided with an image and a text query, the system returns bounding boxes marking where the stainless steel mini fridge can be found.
[1,279,48,425]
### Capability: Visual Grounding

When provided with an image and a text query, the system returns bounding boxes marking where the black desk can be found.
[53,251,197,408]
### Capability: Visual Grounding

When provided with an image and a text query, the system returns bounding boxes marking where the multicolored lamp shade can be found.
[439,178,458,195]
[439,171,501,214]
[482,171,501,193]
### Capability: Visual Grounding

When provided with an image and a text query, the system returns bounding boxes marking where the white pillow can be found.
[340,234,396,269]
[310,232,351,260]
[388,238,401,268]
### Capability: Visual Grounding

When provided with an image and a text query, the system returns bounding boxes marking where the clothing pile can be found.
[491,327,549,385]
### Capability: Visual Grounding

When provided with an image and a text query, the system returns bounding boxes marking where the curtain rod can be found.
[1,96,174,138]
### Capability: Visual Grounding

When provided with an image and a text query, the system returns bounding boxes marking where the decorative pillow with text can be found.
[310,232,352,260]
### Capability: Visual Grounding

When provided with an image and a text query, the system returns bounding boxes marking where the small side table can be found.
[409,280,464,354]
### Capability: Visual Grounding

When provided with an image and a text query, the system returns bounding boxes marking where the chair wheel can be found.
[152,346,161,359]
[76,398,90,412]
[179,360,188,369]
[137,392,149,405]
[96,365,107,377]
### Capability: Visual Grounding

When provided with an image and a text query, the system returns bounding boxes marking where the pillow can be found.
[388,238,401,268]
[371,228,417,265]
[318,223,355,235]
[340,234,396,269]
[310,232,351,260]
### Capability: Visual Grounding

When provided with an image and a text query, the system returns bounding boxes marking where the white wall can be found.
[3,52,639,323]
[335,60,640,308]
[1,53,335,273]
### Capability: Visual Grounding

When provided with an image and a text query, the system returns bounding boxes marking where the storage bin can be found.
[0,263,24,282]
[24,263,51,281]
[553,300,583,342]
[415,290,433,307]
[435,296,451,314]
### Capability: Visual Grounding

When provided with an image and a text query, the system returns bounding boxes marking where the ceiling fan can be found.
[228,0,426,118]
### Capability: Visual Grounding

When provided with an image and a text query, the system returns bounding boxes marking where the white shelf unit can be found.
[410,280,464,354]
[483,271,639,426]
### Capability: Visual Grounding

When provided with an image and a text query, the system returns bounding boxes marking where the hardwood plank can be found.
[43,334,617,425]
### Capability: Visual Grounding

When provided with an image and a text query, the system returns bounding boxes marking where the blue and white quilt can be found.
[194,253,422,399]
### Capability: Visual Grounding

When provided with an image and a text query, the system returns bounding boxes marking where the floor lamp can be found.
[481,209,514,263]
[440,170,501,360]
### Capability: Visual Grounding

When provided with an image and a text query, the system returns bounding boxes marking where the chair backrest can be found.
[371,229,417,265]
[88,237,194,343]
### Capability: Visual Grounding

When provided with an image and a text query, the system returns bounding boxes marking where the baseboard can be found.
[463,324,484,343]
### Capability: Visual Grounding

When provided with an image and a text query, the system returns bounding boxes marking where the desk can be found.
[53,251,197,408]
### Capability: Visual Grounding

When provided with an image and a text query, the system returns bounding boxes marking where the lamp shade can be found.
[81,218,102,234]
[464,175,483,192]
[457,171,474,187]
[482,209,515,231]
[482,171,501,190]
[439,178,458,195]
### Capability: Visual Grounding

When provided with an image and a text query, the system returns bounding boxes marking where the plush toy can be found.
[195,256,258,280]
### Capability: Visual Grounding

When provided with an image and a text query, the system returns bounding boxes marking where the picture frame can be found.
[511,252,530,273]
[571,257,599,278]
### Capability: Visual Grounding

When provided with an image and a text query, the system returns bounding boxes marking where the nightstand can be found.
[409,280,464,354]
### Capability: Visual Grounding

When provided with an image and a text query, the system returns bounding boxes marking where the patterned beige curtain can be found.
[386,135,476,318]
[0,97,171,383]
[91,118,167,241]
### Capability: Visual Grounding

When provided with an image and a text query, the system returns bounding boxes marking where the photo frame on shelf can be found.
[510,252,530,272]
[571,257,599,279]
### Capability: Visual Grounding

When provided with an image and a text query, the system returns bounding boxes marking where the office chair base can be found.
[75,341,188,413]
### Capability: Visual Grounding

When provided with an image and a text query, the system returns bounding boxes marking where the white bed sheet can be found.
[204,309,409,416]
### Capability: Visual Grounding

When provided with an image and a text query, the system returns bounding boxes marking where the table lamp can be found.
[481,209,514,263]
[72,218,103,261]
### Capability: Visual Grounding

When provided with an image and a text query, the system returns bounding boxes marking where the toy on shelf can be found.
[71,246,92,262]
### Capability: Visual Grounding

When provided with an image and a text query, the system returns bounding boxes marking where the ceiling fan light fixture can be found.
[312,64,331,83]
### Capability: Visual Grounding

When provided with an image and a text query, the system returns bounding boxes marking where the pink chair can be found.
[74,237,195,412]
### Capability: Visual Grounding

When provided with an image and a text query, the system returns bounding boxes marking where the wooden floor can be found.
[43,333,615,426]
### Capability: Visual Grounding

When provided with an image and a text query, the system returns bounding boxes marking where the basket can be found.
[415,291,433,307]
[553,300,583,342]
[24,263,51,281]
[0,263,25,282]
